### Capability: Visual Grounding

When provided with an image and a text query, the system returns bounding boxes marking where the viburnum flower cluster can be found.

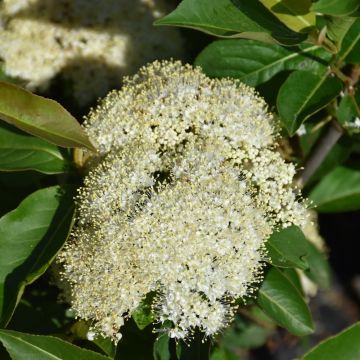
[58,61,307,341]
[0,0,182,105]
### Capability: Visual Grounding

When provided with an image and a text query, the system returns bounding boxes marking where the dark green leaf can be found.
[0,186,75,326]
[222,315,271,350]
[259,0,316,33]
[0,81,96,151]
[309,165,360,212]
[302,322,360,360]
[337,92,360,135]
[153,333,170,360]
[311,0,360,16]
[155,0,306,45]
[277,70,342,135]
[256,267,314,336]
[0,330,109,360]
[93,337,116,358]
[115,319,155,360]
[266,225,309,270]
[0,122,68,174]
[338,18,360,63]
[195,40,331,87]
[302,240,331,288]
[281,268,304,295]
[132,292,155,330]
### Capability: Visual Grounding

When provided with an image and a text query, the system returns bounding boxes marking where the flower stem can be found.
[296,120,344,187]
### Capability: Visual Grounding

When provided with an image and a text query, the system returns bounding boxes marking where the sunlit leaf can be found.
[0,81,96,151]
[259,0,315,33]
[155,0,306,45]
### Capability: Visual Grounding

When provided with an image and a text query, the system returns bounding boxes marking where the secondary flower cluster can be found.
[0,0,182,105]
[58,61,307,341]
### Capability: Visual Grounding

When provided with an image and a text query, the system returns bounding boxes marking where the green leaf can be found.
[0,330,109,360]
[155,0,306,45]
[259,0,315,33]
[92,337,116,358]
[195,40,331,87]
[256,267,314,336]
[302,322,360,360]
[132,292,155,330]
[266,226,310,270]
[222,315,271,350]
[338,18,360,63]
[153,333,170,360]
[277,70,342,135]
[210,347,240,360]
[0,186,75,327]
[337,94,359,125]
[311,0,360,16]
[326,17,357,51]
[309,165,360,212]
[281,268,304,295]
[302,239,331,288]
[0,122,68,174]
[0,81,96,151]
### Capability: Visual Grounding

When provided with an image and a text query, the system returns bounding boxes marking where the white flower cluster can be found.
[0,0,182,105]
[59,61,307,341]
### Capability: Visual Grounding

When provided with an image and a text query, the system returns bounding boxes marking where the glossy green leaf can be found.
[0,330,109,360]
[155,0,306,45]
[0,186,75,326]
[256,267,314,336]
[338,18,360,63]
[266,226,309,270]
[311,0,360,16]
[0,122,68,174]
[302,322,360,360]
[260,0,315,33]
[132,293,155,330]
[277,70,342,135]
[327,17,357,51]
[153,333,170,360]
[195,40,331,87]
[0,81,96,151]
[309,165,360,212]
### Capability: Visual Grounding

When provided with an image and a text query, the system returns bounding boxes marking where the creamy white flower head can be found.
[59,61,307,341]
[0,0,183,105]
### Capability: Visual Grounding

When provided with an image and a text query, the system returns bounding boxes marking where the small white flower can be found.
[58,61,307,341]
[296,124,307,136]
[86,331,97,341]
